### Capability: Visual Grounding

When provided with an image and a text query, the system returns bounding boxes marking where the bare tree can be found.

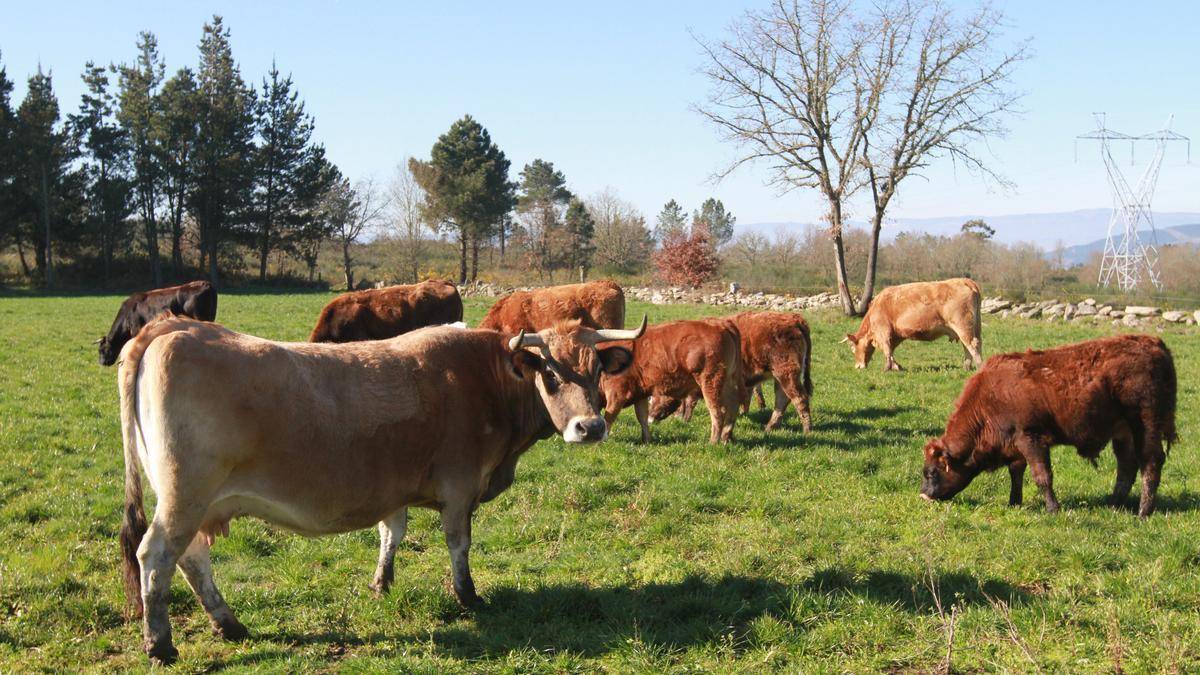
[386,160,428,282]
[325,175,389,290]
[697,0,1025,314]
[586,187,653,275]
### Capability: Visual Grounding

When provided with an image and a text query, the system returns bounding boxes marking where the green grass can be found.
[1,291,1198,672]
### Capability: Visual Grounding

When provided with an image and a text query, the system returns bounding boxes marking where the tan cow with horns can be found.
[116,314,645,664]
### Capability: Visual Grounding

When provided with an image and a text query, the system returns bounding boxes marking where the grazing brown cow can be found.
[117,316,644,664]
[601,318,743,444]
[480,280,625,333]
[844,278,982,371]
[97,281,217,366]
[650,312,813,432]
[921,335,1177,517]
[308,280,463,343]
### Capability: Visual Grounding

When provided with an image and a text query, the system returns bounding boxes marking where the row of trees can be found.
[0,18,360,288]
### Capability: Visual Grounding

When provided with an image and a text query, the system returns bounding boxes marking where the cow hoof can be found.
[454,591,484,609]
[146,640,179,666]
[216,618,249,642]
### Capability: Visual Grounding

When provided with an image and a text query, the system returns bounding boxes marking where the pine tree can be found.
[14,67,78,286]
[72,61,133,284]
[411,115,515,283]
[156,67,200,277]
[116,32,165,285]
[563,198,595,279]
[0,52,18,270]
[653,199,686,243]
[191,15,256,284]
[252,62,331,281]
[693,197,735,248]
[516,158,572,279]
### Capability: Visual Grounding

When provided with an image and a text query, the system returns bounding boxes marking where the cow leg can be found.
[953,326,983,369]
[177,535,247,641]
[1137,430,1166,518]
[678,392,699,422]
[371,508,409,595]
[441,501,481,607]
[702,373,739,444]
[767,367,812,433]
[753,383,766,411]
[634,398,651,443]
[1019,439,1059,513]
[1008,460,1026,506]
[1109,433,1138,508]
[137,511,203,664]
[881,340,902,371]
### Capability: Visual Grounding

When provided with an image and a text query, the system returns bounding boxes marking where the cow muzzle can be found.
[564,415,608,443]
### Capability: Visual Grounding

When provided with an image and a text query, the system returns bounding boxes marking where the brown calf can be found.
[921,335,1176,517]
[309,279,462,343]
[650,312,813,432]
[480,280,625,333]
[601,318,743,444]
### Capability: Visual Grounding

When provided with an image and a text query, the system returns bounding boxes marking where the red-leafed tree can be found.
[652,227,719,288]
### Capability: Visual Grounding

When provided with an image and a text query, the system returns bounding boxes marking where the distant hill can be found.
[735,209,1200,252]
[1057,223,1200,267]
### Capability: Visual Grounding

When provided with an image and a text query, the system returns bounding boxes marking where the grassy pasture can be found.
[0,290,1198,672]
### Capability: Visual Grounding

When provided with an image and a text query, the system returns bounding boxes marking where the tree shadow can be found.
[803,566,1029,613]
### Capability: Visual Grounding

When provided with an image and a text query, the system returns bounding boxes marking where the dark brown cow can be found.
[308,280,463,343]
[921,335,1177,517]
[117,316,644,664]
[601,318,743,444]
[651,311,813,432]
[480,280,625,333]
[97,281,217,366]
[845,278,982,370]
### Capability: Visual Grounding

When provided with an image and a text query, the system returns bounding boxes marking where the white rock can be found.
[1162,310,1189,323]
[1125,306,1160,317]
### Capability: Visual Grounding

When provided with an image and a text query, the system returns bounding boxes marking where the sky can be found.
[2,1,1198,231]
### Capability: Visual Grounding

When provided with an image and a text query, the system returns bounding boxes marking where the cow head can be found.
[843,333,874,369]
[920,437,977,501]
[509,316,645,443]
[97,335,119,366]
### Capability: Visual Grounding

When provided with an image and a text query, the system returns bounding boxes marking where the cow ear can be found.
[509,349,543,380]
[844,334,857,345]
[597,346,634,375]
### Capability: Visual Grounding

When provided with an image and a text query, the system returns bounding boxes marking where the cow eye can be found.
[543,369,561,386]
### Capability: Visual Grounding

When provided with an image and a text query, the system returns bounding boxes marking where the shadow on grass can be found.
[804,566,1029,613]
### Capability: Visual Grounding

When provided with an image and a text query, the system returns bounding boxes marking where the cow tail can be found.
[1163,341,1178,452]
[799,320,814,398]
[116,314,191,618]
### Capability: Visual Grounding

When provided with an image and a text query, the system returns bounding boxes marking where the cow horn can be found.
[93,338,103,344]
[839,336,850,344]
[509,329,547,351]
[592,314,648,343]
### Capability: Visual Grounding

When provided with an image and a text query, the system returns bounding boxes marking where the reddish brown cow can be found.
[480,280,625,333]
[845,278,982,371]
[921,335,1177,517]
[309,280,462,343]
[601,318,743,444]
[650,312,813,432]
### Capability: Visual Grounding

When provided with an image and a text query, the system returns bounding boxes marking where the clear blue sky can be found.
[3,1,1197,229]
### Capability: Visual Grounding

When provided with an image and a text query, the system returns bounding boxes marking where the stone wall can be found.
[459,281,1199,327]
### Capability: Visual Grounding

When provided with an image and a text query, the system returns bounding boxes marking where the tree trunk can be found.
[171,199,185,279]
[259,229,271,282]
[16,239,31,278]
[470,235,480,282]
[342,239,354,290]
[458,230,468,284]
[145,214,161,287]
[208,237,220,286]
[855,212,885,315]
[41,166,53,289]
[499,222,505,262]
[829,201,854,315]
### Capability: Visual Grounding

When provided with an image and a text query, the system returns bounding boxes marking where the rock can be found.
[1097,305,1112,317]
[728,282,740,294]
[1081,298,1097,306]
[1019,307,1042,319]
[1122,314,1141,327]
[1074,304,1097,316]
[650,291,667,305]
[1109,310,1124,318]
[1163,310,1189,323]
[1047,304,1066,316]
[1125,306,1160,317]
[1063,304,1076,320]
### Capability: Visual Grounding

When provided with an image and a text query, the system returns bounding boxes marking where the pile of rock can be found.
[624,286,844,312]
[977,296,1196,327]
